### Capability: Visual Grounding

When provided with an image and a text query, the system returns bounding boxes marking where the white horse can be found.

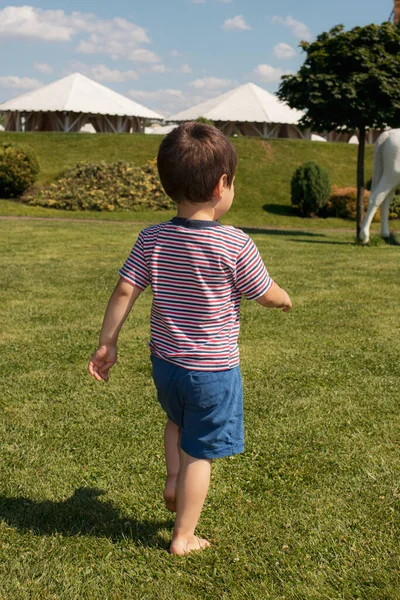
[360,128,400,243]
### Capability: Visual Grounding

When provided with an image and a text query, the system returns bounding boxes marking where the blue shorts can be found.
[151,355,244,460]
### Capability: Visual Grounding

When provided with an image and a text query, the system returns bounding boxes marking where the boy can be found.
[88,122,292,556]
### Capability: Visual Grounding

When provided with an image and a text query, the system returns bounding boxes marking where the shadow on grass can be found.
[383,233,400,246]
[0,487,174,549]
[241,227,325,238]
[262,203,294,217]
[288,239,355,246]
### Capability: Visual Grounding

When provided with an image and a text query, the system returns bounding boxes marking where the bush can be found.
[0,143,40,198]
[389,194,400,219]
[291,162,330,217]
[324,186,380,221]
[23,159,174,212]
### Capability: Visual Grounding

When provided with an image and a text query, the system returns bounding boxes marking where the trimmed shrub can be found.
[0,143,40,198]
[325,186,380,221]
[332,184,400,220]
[23,159,174,212]
[291,162,330,217]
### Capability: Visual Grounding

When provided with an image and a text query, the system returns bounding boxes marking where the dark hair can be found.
[157,121,237,203]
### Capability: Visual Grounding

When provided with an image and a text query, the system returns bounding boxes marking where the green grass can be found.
[1,220,399,599]
[0,132,380,231]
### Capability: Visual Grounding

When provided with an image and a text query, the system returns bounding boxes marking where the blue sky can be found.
[0,0,394,115]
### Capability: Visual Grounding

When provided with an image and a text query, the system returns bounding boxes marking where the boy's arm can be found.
[255,282,292,312]
[88,278,142,382]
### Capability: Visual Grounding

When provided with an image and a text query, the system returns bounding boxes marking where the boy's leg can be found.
[170,449,212,555]
[163,419,181,512]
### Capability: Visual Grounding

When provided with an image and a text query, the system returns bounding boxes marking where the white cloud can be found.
[271,16,312,42]
[179,64,192,74]
[128,87,232,117]
[126,49,160,63]
[151,64,170,73]
[218,0,232,3]
[68,62,138,82]
[190,0,206,4]
[251,64,293,83]
[170,50,182,57]
[0,75,42,90]
[188,77,232,90]
[0,6,76,41]
[273,42,296,60]
[0,7,156,63]
[76,27,155,62]
[33,62,53,73]
[222,15,251,31]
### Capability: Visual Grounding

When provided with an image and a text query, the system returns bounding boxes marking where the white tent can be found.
[169,82,309,140]
[348,134,359,145]
[311,133,327,142]
[0,73,164,133]
[145,123,178,135]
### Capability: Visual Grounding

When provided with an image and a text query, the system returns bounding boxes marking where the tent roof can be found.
[169,82,303,124]
[0,73,164,119]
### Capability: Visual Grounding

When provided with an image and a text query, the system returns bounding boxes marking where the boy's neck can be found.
[176,200,218,222]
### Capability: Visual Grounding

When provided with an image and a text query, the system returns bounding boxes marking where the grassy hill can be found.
[0,132,376,230]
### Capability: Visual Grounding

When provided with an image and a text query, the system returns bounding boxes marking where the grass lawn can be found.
[0,132,382,231]
[1,219,399,599]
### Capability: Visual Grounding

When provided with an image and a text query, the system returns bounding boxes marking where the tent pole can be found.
[268,124,279,138]
[104,115,117,133]
[54,112,65,131]
[263,122,268,138]
[67,113,83,132]
[248,122,262,137]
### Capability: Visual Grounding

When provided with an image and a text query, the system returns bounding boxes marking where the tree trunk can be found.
[356,125,366,240]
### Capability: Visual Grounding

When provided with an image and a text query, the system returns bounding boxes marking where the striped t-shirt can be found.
[118,217,273,371]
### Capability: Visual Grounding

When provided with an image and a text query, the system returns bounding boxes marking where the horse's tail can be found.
[371,131,389,192]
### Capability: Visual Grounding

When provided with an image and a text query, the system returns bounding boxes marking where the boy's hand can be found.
[256,283,292,312]
[88,345,117,382]
[281,296,293,312]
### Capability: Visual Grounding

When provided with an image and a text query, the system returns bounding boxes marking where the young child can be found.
[88,122,292,556]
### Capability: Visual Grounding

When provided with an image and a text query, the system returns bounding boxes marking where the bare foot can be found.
[169,535,211,556]
[163,475,177,512]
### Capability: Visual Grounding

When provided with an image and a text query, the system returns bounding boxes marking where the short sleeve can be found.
[235,237,273,300]
[118,232,150,290]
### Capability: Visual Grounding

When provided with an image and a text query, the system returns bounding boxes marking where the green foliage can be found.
[388,193,400,219]
[23,159,174,212]
[291,161,330,217]
[278,22,400,133]
[195,116,214,126]
[0,143,39,198]
[324,186,377,220]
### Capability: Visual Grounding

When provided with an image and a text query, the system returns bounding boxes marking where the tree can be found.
[277,22,400,239]
[195,116,214,126]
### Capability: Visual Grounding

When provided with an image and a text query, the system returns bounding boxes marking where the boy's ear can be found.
[213,174,228,199]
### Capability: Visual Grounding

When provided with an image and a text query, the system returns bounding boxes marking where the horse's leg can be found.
[360,179,392,243]
[380,189,394,239]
